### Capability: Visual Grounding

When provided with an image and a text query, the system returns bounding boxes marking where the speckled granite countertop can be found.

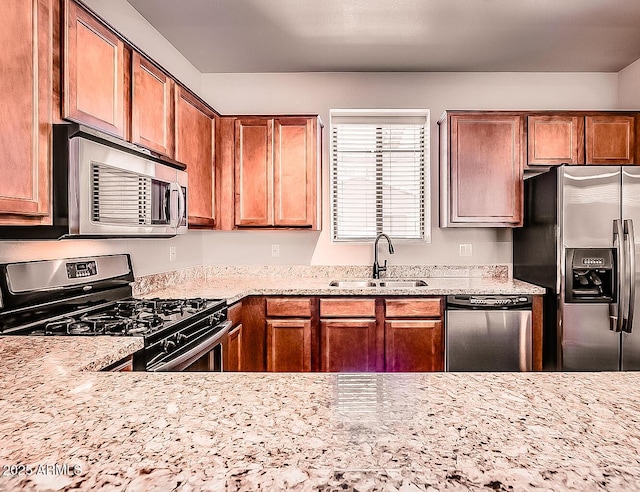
[139,276,545,304]
[3,336,640,490]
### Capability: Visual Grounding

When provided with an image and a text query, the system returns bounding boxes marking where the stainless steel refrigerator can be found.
[514,165,640,371]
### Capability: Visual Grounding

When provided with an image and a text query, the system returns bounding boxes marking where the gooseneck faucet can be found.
[373,233,395,279]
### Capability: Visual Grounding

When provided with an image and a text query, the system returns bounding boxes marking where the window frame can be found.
[329,109,430,243]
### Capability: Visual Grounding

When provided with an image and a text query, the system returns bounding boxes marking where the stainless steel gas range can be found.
[0,254,229,372]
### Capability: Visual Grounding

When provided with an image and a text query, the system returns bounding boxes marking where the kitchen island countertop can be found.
[2,336,640,491]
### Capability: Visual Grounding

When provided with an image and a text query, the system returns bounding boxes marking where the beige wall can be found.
[199,71,619,267]
[0,0,628,275]
[619,58,640,109]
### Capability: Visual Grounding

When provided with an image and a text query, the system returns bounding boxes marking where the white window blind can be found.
[331,111,429,241]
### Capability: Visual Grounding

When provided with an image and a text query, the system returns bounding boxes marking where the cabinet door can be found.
[226,324,243,372]
[63,0,128,139]
[235,118,273,226]
[0,0,52,223]
[586,115,636,165]
[449,114,524,226]
[267,319,312,372]
[274,118,317,227]
[175,87,215,228]
[320,319,377,372]
[241,296,266,371]
[132,52,174,157]
[527,115,584,165]
[385,320,443,372]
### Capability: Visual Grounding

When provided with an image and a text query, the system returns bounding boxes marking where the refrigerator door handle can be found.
[624,219,636,333]
[612,219,625,332]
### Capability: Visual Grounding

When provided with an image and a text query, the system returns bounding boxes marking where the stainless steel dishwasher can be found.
[445,295,533,371]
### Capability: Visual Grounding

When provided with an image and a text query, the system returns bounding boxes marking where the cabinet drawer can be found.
[320,299,375,318]
[385,298,442,318]
[266,297,312,317]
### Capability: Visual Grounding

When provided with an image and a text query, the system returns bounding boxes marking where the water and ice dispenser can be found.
[565,248,615,303]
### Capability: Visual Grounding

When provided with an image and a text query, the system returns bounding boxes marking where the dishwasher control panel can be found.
[446,295,532,309]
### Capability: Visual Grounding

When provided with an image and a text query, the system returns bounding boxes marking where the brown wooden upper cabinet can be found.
[439,111,524,227]
[585,115,636,165]
[234,117,321,229]
[235,118,273,226]
[0,0,53,224]
[175,87,216,228]
[527,113,638,166]
[131,52,175,158]
[527,115,584,165]
[63,0,129,139]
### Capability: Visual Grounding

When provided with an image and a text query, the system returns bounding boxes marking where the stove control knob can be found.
[175,333,187,345]
[163,339,176,352]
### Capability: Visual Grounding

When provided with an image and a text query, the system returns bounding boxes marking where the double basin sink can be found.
[329,279,428,288]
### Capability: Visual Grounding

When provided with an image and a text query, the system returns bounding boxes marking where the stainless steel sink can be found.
[328,279,428,288]
[329,280,377,288]
[378,279,428,287]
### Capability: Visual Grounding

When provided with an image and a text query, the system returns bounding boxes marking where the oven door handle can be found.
[149,320,231,372]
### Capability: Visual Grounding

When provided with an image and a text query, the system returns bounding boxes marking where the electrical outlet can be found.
[271,244,280,257]
[459,243,472,257]
[169,246,177,262]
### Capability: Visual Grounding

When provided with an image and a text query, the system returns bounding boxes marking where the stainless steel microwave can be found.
[0,124,188,239]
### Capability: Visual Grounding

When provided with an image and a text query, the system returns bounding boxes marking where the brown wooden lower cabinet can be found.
[238,294,546,373]
[265,297,314,372]
[225,302,243,371]
[267,319,312,372]
[384,319,444,372]
[226,323,243,372]
[320,319,377,372]
[240,297,267,371]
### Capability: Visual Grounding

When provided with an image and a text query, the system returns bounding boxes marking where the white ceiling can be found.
[126,0,640,73]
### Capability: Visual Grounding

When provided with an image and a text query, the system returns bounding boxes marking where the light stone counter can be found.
[137,276,545,304]
[131,264,545,302]
[2,336,640,490]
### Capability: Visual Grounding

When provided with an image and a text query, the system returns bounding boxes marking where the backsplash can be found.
[132,264,509,296]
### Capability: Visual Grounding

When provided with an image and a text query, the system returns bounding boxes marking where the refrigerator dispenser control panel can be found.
[581,257,605,266]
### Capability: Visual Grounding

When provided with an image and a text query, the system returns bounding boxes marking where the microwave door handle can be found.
[625,219,636,333]
[177,184,186,227]
[164,186,172,225]
[168,182,180,228]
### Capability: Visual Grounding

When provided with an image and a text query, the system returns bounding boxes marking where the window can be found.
[330,110,429,241]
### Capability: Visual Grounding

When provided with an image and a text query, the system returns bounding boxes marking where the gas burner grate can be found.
[143,298,209,315]
[45,318,95,335]
[34,297,224,337]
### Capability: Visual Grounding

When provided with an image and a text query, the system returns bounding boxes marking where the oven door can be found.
[147,320,231,372]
